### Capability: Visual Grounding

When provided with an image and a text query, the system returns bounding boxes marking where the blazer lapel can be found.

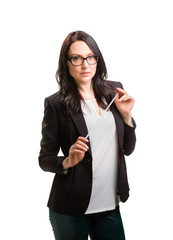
[68,103,124,157]
[69,109,92,157]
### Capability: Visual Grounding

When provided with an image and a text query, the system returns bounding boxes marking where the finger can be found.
[116,88,126,95]
[76,143,89,152]
[70,148,85,155]
[115,93,120,102]
[76,140,89,149]
[77,136,89,143]
[72,149,86,154]
[72,143,88,152]
[119,94,128,102]
[116,88,127,101]
[122,96,132,101]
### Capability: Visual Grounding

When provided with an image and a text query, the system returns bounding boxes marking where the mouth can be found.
[81,72,90,76]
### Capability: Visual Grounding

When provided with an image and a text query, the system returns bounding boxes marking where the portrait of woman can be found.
[39,30,136,240]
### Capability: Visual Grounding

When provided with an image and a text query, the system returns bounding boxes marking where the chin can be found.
[76,76,91,82]
[81,77,92,82]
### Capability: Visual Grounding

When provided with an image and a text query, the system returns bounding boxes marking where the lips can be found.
[81,72,90,76]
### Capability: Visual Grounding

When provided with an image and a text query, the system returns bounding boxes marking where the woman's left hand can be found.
[115,88,135,125]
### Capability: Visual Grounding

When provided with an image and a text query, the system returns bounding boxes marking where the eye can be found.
[69,56,83,66]
[88,55,95,59]
[87,55,98,64]
[72,56,82,61]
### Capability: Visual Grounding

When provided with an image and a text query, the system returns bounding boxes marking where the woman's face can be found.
[67,41,97,86]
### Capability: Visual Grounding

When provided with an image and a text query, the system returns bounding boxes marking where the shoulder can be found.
[46,91,62,103]
[46,91,61,102]
[106,80,123,89]
[44,91,63,110]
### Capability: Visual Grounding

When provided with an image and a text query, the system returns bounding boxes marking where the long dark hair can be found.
[56,31,115,112]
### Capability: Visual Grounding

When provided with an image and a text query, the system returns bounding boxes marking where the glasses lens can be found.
[70,55,98,66]
[71,56,83,66]
[87,55,98,64]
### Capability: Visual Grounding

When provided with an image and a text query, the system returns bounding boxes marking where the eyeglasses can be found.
[67,55,99,66]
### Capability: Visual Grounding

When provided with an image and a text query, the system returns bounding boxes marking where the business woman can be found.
[39,31,136,240]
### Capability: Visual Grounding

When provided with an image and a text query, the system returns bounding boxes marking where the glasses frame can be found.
[67,55,99,66]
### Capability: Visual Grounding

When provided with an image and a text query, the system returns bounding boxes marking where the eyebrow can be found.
[70,52,95,57]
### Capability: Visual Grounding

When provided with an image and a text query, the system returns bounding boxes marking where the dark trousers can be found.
[49,206,126,240]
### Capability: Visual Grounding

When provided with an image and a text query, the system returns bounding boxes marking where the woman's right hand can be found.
[62,137,89,170]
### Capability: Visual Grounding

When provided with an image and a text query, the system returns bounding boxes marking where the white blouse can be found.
[81,99,119,214]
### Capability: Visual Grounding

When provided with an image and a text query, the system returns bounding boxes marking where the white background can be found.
[0,0,173,239]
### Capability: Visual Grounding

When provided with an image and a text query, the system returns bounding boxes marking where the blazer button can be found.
[87,159,91,162]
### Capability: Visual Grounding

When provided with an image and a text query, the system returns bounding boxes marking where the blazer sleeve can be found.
[123,119,136,156]
[118,81,137,156]
[38,97,66,174]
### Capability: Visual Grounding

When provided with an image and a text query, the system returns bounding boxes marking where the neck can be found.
[78,81,95,100]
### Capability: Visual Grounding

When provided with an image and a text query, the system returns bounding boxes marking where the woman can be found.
[39,31,136,240]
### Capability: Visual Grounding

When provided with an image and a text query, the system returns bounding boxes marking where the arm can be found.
[38,98,89,174]
[38,98,66,174]
[114,82,137,155]
[123,118,136,156]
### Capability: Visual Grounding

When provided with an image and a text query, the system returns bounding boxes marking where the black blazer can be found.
[39,81,136,217]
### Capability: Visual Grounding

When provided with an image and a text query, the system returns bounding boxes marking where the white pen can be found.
[85,93,118,139]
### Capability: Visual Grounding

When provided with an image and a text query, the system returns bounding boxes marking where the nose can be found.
[82,59,89,68]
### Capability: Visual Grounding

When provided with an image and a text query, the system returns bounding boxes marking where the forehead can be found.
[68,41,93,56]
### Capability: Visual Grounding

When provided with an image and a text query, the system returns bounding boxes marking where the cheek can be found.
[68,66,75,78]
[68,66,73,77]
[68,65,80,78]
[91,65,97,75]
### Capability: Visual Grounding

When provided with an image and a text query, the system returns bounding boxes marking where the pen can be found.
[85,93,118,139]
